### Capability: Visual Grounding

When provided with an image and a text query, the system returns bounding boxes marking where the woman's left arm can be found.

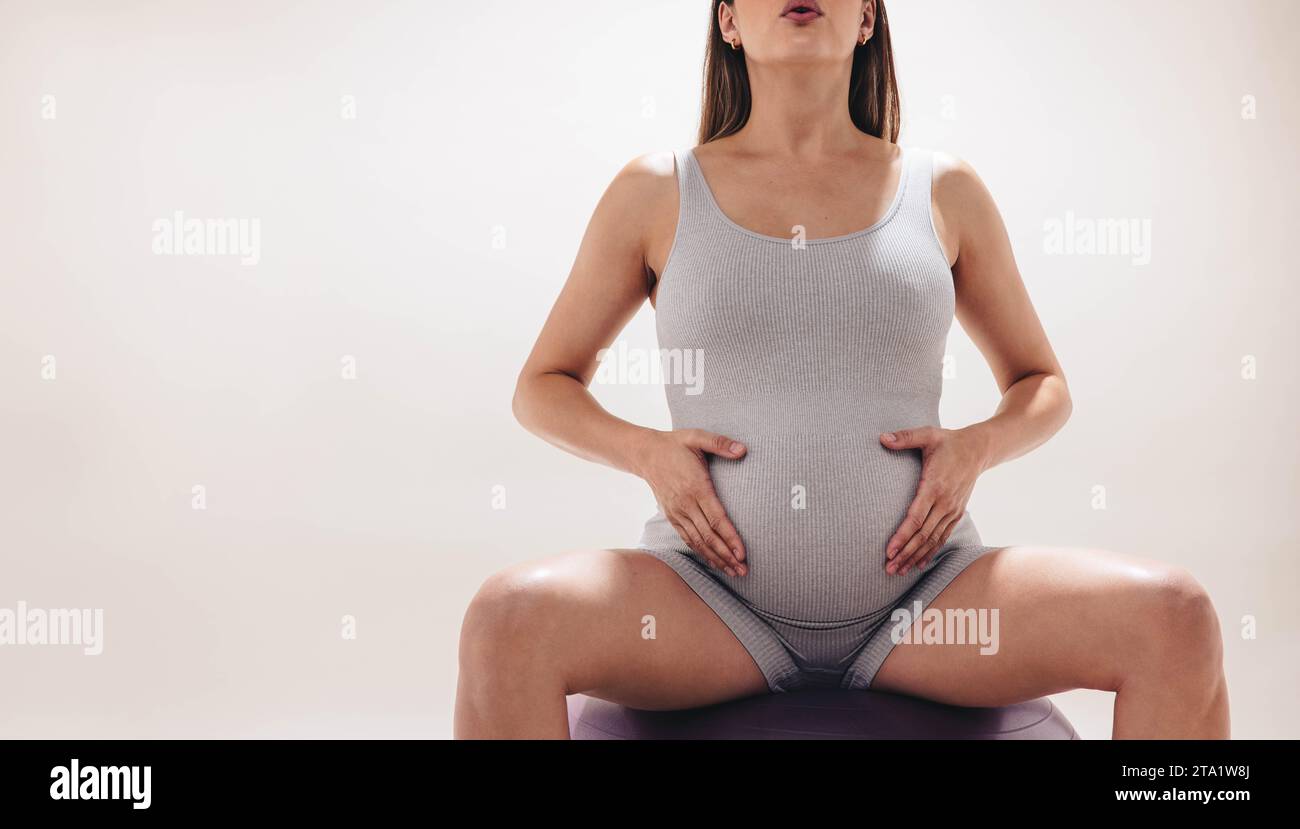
[883,153,1073,576]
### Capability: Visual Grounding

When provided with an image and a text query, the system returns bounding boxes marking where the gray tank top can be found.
[639,143,985,626]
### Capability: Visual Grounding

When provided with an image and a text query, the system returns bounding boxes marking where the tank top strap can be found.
[893,146,936,228]
[672,145,713,228]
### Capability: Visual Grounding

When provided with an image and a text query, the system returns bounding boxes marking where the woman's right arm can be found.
[511,152,749,577]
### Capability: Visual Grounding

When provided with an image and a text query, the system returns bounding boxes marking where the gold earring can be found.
[859,32,869,45]
[730,38,741,51]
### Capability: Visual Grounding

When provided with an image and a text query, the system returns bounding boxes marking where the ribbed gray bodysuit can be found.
[637,143,997,692]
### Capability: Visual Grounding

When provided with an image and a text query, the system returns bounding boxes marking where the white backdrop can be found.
[1,0,1296,738]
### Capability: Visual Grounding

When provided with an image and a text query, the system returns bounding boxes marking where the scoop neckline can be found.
[684,145,911,245]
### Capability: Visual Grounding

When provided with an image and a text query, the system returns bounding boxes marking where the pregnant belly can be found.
[705,433,927,623]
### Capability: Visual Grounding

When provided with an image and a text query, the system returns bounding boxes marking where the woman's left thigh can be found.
[870,545,1216,706]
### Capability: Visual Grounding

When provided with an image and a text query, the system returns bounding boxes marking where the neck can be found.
[729,59,862,158]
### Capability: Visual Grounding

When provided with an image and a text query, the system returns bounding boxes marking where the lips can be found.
[780,0,823,20]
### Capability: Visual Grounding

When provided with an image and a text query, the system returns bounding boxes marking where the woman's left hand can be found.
[879,426,989,576]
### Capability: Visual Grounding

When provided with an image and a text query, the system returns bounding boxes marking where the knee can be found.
[459,563,568,671]
[1136,565,1223,675]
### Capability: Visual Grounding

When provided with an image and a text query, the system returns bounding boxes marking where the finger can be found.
[669,516,725,571]
[675,517,728,572]
[889,522,941,574]
[885,492,935,565]
[889,503,944,575]
[683,501,743,576]
[912,514,959,572]
[683,430,747,460]
[894,506,946,576]
[880,426,936,451]
[697,493,747,570]
[903,511,958,574]
[668,516,704,559]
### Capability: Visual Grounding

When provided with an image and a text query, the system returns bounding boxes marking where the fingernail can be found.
[886,546,896,559]
[736,564,747,576]
[734,547,745,561]
[724,567,736,577]
[882,432,895,442]
[730,441,744,454]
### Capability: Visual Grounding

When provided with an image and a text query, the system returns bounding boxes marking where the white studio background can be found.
[0,0,1296,738]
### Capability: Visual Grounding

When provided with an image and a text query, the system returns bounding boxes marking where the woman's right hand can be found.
[634,429,749,577]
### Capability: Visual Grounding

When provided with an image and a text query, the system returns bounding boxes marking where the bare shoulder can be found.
[931,150,995,213]
[596,151,680,283]
[928,150,1006,266]
[574,151,680,285]
[588,151,677,241]
[605,150,677,210]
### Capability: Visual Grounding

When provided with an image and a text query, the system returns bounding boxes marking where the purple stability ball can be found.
[566,689,1079,740]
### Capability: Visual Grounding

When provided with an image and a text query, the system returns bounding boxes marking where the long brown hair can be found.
[697,0,900,145]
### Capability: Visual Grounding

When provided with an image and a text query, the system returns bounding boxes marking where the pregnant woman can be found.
[456,0,1229,738]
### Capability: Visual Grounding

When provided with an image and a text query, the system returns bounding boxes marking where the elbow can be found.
[512,367,584,434]
[1056,374,1074,426]
[511,375,531,430]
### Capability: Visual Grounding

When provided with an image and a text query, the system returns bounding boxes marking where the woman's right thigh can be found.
[459,548,769,710]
